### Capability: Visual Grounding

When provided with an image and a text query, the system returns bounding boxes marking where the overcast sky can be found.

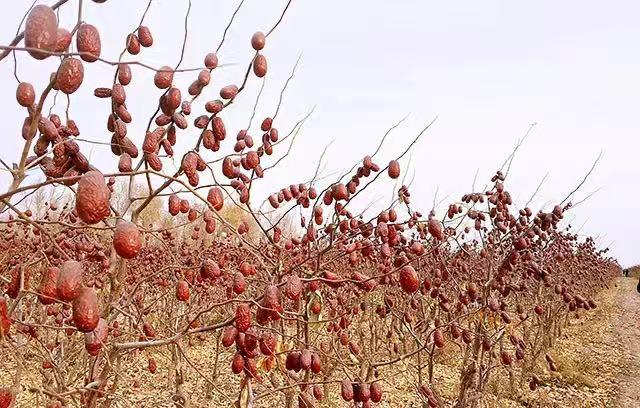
[1,1,638,266]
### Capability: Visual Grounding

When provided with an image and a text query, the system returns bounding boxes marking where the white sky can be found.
[0,1,638,266]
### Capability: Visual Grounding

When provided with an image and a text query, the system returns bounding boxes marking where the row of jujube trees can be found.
[0,172,618,407]
[0,1,619,408]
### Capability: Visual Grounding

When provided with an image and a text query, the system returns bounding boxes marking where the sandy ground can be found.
[496,277,640,408]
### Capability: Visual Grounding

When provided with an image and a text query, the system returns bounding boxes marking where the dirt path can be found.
[476,276,640,408]
[611,277,640,407]
[530,277,640,408]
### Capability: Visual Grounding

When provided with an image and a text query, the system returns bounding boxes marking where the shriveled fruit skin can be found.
[222,157,235,178]
[501,350,513,366]
[112,84,126,105]
[57,260,83,302]
[118,153,132,172]
[38,267,59,305]
[168,194,180,215]
[260,285,282,321]
[138,26,153,47]
[126,34,140,55]
[212,117,226,141]
[77,24,101,62]
[235,303,251,332]
[341,379,354,401]
[176,280,190,301]
[179,199,190,214]
[25,5,58,59]
[388,159,400,179]
[285,275,303,301]
[73,287,100,332]
[233,273,246,294]
[231,353,244,374]
[399,265,419,293]
[251,32,266,50]
[84,318,107,356]
[221,327,236,347]
[76,171,111,224]
[428,218,444,240]
[310,353,322,373]
[433,328,445,348]
[118,64,132,85]
[143,322,156,338]
[261,117,273,131]
[16,82,35,107]
[259,332,276,355]
[146,357,157,373]
[56,58,84,94]
[204,53,218,69]
[154,66,174,89]
[6,267,30,299]
[300,349,312,370]
[220,85,238,100]
[370,382,383,402]
[313,385,324,401]
[245,151,260,169]
[113,221,142,259]
[358,383,371,402]
[207,187,224,211]
[201,259,221,279]
[253,54,267,77]
[54,28,71,52]
[285,351,301,371]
